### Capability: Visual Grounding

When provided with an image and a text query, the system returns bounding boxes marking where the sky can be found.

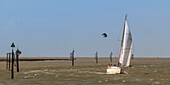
[0,0,170,57]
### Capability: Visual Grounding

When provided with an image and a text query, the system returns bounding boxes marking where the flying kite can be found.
[102,33,107,38]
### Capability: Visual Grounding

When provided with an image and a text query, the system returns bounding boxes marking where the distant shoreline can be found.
[0,57,169,61]
[0,57,71,61]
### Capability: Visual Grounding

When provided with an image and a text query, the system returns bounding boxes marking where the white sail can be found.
[125,43,132,67]
[106,15,132,74]
[118,15,133,67]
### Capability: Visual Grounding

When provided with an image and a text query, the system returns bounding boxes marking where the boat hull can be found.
[106,66,121,74]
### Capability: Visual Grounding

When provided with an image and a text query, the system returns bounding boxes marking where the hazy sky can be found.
[0,0,170,57]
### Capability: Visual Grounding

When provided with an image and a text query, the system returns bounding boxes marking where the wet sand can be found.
[0,57,170,85]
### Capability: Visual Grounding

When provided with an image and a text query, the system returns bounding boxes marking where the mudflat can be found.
[0,57,170,85]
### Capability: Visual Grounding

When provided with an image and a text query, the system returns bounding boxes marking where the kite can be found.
[102,33,107,37]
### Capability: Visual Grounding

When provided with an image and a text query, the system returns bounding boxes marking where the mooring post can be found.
[11,42,15,79]
[95,52,98,64]
[70,52,72,60]
[72,50,75,66]
[11,49,14,79]
[16,48,21,72]
[6,53,8,70]
[16,53,19,72]
[110,52,113,63]
[8,53,11,71]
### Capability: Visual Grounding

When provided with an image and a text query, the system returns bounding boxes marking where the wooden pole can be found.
[16,53,19,72]
[72,50,74,66]
[8,53,11,71]
[6,53,8,70]
[110,52,113,63]
[11,49,14,79]
[95,52,98,64]
[15,48,21,72]
[70,52,72,60]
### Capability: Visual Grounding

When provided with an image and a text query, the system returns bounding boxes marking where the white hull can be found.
[106,66,121,74]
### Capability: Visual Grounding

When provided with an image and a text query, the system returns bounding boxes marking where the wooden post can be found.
[70,52,72,60]
[16,53,19,72]
[11,42,15,79]
[15,48,21,72]
[8,53,11,71]
[6,53,8,70]
[110,52,113,63]
[95,52,98,64]
[11,50,14,79]
[72,50,75,66]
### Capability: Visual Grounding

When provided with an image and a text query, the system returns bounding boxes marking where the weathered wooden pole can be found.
[11,49,14,79]
[70,52,72,60]
[72,50,75,66]
[110,52,113,63]
[11,42,15,79]
[95,52,98,64]
[6,53,8,70]
[8,53,11,71]
[16,53,19,72]
[15,48,21,72]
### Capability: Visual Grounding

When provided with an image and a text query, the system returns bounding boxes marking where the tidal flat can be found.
[0,57,170,85]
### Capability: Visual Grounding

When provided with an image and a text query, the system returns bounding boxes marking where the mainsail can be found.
[106,15,133,74]
[118,15,133,67]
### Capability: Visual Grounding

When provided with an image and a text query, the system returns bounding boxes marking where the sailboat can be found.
[106,15,133,74]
